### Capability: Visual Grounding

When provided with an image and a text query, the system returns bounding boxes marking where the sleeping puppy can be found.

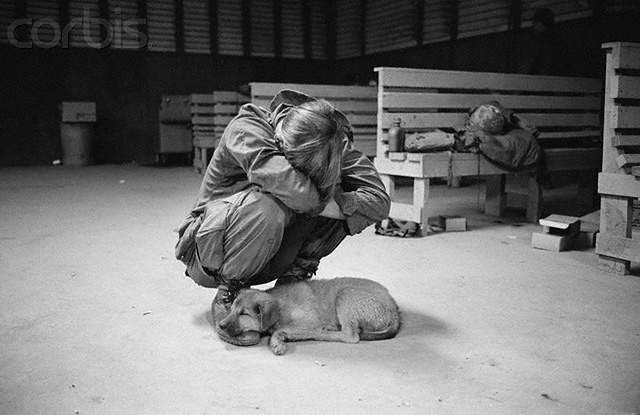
[218,277,401,355]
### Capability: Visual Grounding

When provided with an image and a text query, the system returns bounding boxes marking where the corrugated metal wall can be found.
[2,0,638,58]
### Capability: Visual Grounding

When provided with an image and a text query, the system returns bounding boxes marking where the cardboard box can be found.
[60,102,96,122]
[438,215,467,232]
[531,232,575,252]
[159,95,191,122]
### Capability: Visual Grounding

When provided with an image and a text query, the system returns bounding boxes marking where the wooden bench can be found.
[190,91,248,173]
[248,82,378,157]
[373,67,603,227]
[597,42,640,275]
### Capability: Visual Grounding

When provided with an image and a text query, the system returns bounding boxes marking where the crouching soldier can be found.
[175,89,390,345]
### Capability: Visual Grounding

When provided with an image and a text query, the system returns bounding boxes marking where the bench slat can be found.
[612,135,640,147]
[381,112,601,130]
[190,94,217,104]
[376,67,602,94]
[252,98,376,113]
[190,104,238,114]
[192,115,235,125]
[383,92,601,111]
[212,91,246,102]
[249,82,377,100]
[346,114,377,126]
[612,107,640,128]
[603,42,640,70]
[376,148,601,178]
[599,172,640,198]
[610,75,640,99]
[353,140,377,157]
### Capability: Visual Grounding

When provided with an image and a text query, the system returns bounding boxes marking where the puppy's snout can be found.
[218,316,230,330]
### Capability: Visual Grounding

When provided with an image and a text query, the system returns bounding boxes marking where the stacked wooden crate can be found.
[248,82,378,157]
[190,91,248,173]
[597,42,640,275]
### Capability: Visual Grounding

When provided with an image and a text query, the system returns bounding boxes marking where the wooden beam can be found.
[58,0,69,32]
[274,0,282,59]
[598,194,634,275]
[302,0,311,59]
[359,0,366,56]
[13,0,28,44]
[506,0,520,72]
[508,0,521,30]
[208,0,218,56]
[138,0,148,50]
[325,0,336,62]
[449,0,458,41]
[415,0,424,47]
[592,0,606,21]
[242,0,251,56]
[97,0,109,45]
[174,0,184,53]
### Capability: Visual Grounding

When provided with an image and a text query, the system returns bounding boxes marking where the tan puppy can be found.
[218,277,401,355]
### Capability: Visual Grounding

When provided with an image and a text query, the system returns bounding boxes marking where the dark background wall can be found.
[0,47,331,165]
[1,8,638,166]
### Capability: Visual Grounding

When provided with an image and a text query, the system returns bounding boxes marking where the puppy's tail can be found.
[360,318,401,341]
[360,327,398,341]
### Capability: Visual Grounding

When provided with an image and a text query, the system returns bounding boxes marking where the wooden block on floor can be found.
[438,215,468,232]
[531,232,575,252]
[539,214,581,236]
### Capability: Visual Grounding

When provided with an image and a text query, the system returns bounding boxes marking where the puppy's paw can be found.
[269,335,287,355]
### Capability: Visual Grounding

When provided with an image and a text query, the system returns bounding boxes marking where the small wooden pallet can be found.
[532,214,581,252]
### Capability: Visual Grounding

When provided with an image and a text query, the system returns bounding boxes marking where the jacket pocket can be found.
[195,199,232,275]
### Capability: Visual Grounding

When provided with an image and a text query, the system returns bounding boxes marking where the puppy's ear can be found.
[256,297,278,331]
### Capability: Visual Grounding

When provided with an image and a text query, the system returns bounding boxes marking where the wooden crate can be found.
[596,42,640,275]
[248,82,378,157]
[190,91,249,173]
[373,67,603,227]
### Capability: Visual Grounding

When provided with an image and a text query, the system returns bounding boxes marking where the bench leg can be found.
[484,174,506,217]
[413,177,430,227]
[526,173,543,223]
[597,195,632,275]
[380,174,396,201]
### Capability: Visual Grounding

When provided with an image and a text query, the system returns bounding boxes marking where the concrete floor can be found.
[1,164,639,415]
